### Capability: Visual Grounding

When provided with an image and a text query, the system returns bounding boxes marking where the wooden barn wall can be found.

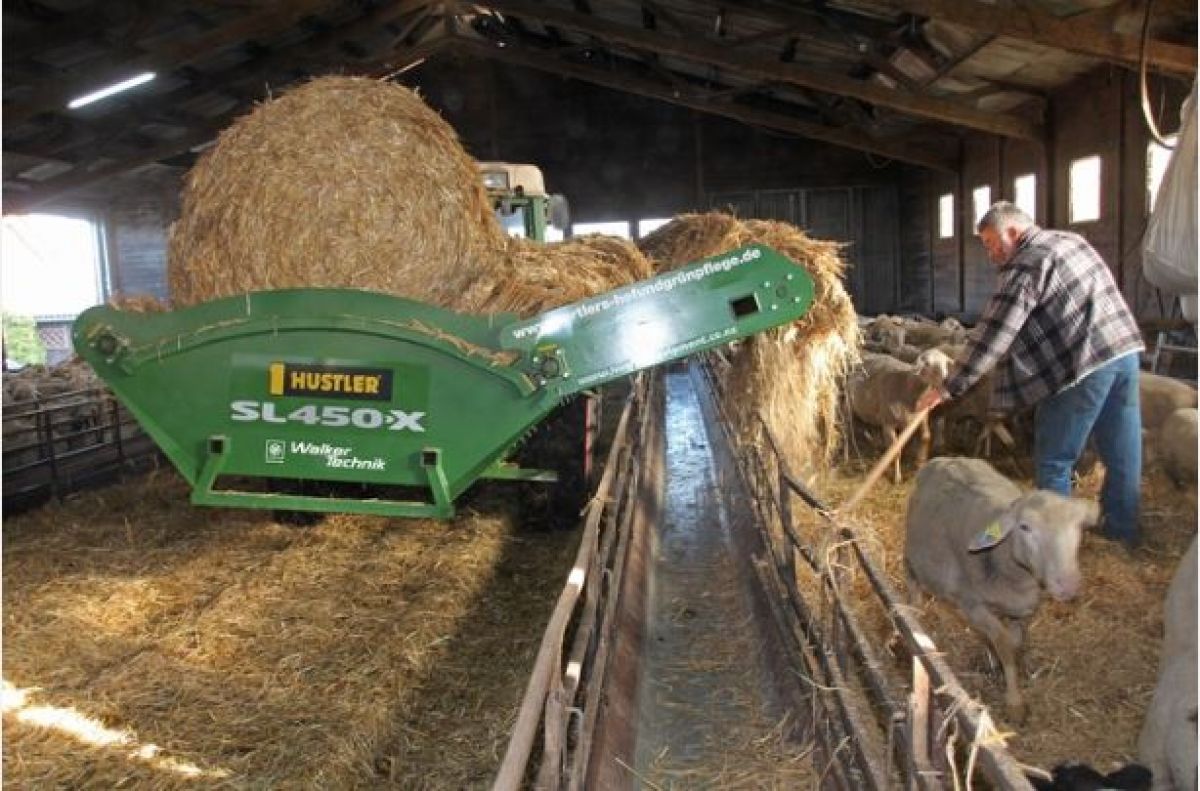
[922,167,961,316]
[411,55,900,225]
[899,67,1188,322]
[895,165,932,315]
[104,201,175,301]
[413,55,907,315]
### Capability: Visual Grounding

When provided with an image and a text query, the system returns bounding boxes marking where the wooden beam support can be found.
[638,0,697,37]
[455,36,956,172]
[476,0,1042,140]
[884,0,1195,77]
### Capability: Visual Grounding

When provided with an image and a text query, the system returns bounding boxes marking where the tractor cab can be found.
[478,162,569,243]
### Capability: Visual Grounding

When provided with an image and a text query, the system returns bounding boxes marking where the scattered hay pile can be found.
[2,474,579,787]
[167,76,507,308]
[640,212,860,479]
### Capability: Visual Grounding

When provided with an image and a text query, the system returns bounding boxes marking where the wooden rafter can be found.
[455,36,956,171]
[885,0,1196,77]
[473,0,1043,139]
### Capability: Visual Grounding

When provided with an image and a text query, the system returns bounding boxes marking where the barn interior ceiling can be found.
[2,0,1195,213]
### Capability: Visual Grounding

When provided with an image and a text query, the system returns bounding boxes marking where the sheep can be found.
[1138,537,1197,791]
[846,353,930,483]
[903,319,966,349]
[904,457,1100,722]
[1156,408,1198,487]
[865,314,906,353]
[1140,372,1198,435]
[912,347,1016,458]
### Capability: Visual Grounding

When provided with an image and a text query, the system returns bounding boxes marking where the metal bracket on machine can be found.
[192,435,458,518]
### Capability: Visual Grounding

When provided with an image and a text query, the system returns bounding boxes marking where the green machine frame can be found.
[74,243,814,518]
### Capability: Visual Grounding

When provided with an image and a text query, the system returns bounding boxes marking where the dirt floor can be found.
[801,440,1196,779]
[2,471,579,789]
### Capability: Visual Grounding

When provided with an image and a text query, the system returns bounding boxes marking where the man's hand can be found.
[916,387,945,412]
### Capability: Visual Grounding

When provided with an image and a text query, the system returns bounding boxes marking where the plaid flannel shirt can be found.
[943,227,1144,411]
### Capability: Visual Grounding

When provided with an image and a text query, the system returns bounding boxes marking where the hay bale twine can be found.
[168,76,506,308]
[640,213,860,478]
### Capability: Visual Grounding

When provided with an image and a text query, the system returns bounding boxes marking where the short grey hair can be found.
[976,201,1034,234]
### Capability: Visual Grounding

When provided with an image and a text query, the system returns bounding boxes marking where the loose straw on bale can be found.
[167,76,508,308]
[463,234,654,317]
[640,212,861,480]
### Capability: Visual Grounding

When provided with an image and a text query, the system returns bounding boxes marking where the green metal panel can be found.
[500,243,814,397]
[74,243,813,517]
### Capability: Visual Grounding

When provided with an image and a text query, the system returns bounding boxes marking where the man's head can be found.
[976,201,1035,266]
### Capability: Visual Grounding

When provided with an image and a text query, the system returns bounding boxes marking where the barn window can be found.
[1147,134,1179,212]
[972,185,992,230]
[2,213,107,366]
[937,193,954,239]
[1013,173,1037,220]
[1069,155,1102,223]
[637,218,670,238]
[572,221,632,239]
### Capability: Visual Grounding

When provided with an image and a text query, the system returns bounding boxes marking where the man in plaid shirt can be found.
[918,201,1145,547]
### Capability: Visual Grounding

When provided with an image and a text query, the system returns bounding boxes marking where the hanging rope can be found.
[1139,0,1177,149]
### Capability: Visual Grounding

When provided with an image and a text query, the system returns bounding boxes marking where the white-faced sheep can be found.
[1138,537,1197,791]
[1140,372,1198,435]
[847,353,930,483]
[904,457,1100,722]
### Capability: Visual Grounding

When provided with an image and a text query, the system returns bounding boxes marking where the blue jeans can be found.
[1034,353,1142,542]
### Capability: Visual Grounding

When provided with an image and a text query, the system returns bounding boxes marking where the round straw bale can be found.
[168,76,506,308]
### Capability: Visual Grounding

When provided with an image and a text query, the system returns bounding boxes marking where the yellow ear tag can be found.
[983,520,1005,542]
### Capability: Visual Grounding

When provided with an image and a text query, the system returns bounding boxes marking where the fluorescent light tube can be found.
[67,72,156,109]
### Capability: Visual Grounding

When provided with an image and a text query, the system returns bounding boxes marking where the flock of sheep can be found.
[1,360,109,473]
[846,313,1197,790]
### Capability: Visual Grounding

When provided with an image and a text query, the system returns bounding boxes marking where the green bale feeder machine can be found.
[73,243,813,519]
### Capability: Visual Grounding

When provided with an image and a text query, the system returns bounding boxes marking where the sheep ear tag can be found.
[968,520,1011,552]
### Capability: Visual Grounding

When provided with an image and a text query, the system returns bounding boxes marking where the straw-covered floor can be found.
[2,473,580,788]
[793,444,1196,778]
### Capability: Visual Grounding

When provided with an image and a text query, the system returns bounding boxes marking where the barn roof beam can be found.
[455,35,957,172]
[882,0,1196,77]
[473,0,1043,140]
